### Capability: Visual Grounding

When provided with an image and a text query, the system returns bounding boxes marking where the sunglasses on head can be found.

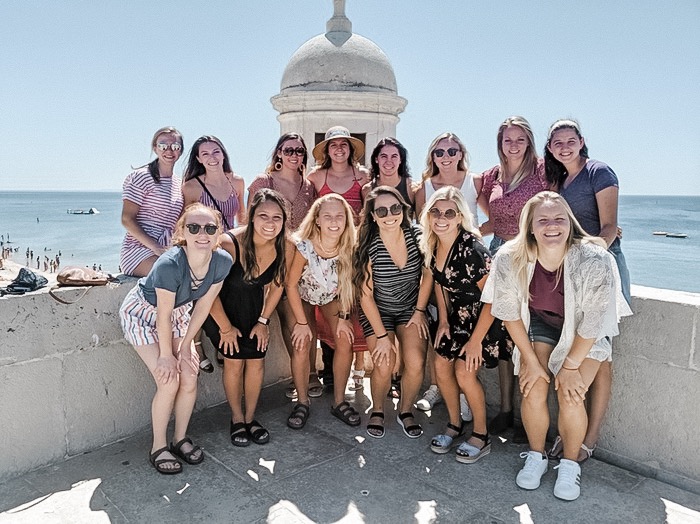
[281,146,306,157]
[374,203,403,218]
[433,148,460,158]
[428,207,459,220]
[156,143,182,152]
[185,223,218,235]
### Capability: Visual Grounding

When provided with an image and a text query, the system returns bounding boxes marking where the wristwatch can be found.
[257,316,270,325]
[337,311,351,320]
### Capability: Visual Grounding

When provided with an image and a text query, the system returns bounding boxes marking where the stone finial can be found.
[326,0,351,46]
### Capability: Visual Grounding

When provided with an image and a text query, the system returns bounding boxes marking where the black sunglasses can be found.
[281,147,306,156]
[433,148,460,158]
[186,223,218,235]
[428,208,459,220]
[374,203,403,218]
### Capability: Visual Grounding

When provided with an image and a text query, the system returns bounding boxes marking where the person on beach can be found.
[353,186,432,439]
[544,119,631,464]
[308,126,370,392]
[247,134,322,399]
[421,187,510,463]
[120,127,184,277]
[362,137,416,215]
[483,191,631,500]
[119,203,232,475]
[202,189,292,447]
[181,135,246,372]
[414,132,485,416]
[477,116,550,436]
[284,194,358,429]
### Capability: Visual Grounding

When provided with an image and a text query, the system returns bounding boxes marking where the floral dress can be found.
[431,229,513,367]
[296,239,338,306]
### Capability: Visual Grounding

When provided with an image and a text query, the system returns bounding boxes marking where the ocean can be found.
[0,191,699,293]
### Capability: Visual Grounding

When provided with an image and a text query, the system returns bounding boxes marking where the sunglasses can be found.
[374,203,403,218]
[185,223,218,235]
[281,147,306,157]
[428,208,459,220]
[156,143,182,152]
[433,148,460,158]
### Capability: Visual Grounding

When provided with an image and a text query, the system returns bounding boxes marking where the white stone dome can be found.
[280,32,398,94]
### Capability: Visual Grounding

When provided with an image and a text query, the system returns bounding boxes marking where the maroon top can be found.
[529,261,564,330]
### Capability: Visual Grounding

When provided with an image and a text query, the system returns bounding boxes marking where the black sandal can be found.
[247,419,270,445]
[230,421,251,447]
[331,401,361,426]
[170,437,204,465]
[149,446,182,475]
[287,403,310,430]
[366,412,385,439]
[397,411,423,438]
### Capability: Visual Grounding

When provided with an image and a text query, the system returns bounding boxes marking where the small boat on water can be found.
[665,233,688,238]
[652,231,668,236]
[67,207,100,215]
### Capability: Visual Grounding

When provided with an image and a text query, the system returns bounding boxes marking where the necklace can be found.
[189,267,206,290]
[223,172,236,198]
[316,240,339,257]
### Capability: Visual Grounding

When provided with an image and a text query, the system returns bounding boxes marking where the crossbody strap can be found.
[195,176,231,230]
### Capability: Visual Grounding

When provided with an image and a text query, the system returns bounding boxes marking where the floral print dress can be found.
[431,229,513,367]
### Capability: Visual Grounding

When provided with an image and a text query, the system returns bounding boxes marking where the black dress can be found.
[203,233,278,360]
[431,229,513,367]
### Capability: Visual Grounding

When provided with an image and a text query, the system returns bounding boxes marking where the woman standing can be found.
[353,186,432,439]
[285,194,358,429]
[120,127,184,277]
[414,132,485,414]
[483,191,631,500]
[202,189,292,447]
[119,203,232,474]
[361,137,416,213]
[247,134,322,398]
[420,187,509,463]
[545,119,631,463]
[477,116,549,435]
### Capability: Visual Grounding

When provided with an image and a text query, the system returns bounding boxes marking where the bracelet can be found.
[562,366,579,371]
[565,356,582,367]
[376,333,388,340]
[296,321,308,326]
[414,307,426,313]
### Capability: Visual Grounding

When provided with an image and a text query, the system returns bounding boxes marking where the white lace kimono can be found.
[482,242,632,375]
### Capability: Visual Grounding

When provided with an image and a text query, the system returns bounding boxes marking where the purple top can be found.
[528,261,564,330]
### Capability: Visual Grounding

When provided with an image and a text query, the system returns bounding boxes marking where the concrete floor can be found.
[1,380,699,524]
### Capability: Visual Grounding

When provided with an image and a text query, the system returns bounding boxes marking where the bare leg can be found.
[129,255,158,278]
[172,339,200,460]
[558,359,601,461]
[223,358,246,423]
[396,324,427,413]
[243,359,265,422]
[290,301,315,406]
[367,333,393,415]
[498,359,515,413]
[583,360,611,457]
[455,363,487,439]
[319,302,353,407]
[520,342,555,454]
[434,356,461,429]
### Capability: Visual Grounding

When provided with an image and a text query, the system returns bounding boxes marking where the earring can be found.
[274,157,282,171]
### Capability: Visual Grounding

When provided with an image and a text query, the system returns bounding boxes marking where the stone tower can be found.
[270,0,407,166]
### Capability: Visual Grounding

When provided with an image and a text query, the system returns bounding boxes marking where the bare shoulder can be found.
[357,165,371,184]
[361,181,372,199]
[182,178,202,205]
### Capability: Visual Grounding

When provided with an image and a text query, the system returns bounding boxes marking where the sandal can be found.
[230,421,251,447]
[397,411,423,438]
[455,431,491,464]
[287,403,310,430]
[149,446,182,475]
[170,437,204,465]
[388,375,401,399]
[366,412,385,439]
[199,358,214,374]
[430,422,465,454]
[308,374,324,398]
[547,435,564,460]
[350,370,365,391]
[330,401,361,427]
[579,443,596,464]
[246,419,270,445]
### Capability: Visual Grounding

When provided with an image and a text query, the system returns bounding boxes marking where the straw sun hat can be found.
[312,126,365,164]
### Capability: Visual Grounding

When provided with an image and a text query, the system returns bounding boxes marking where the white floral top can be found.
[482,242,632,375]
[297,239,338,306]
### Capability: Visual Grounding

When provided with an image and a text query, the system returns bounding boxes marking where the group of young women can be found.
[117,118,631,502]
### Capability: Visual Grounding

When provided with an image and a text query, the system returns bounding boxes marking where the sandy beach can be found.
[0,259,58,288]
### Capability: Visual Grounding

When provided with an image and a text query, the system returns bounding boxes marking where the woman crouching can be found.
[119,203,232,474]
[483,191,631,500]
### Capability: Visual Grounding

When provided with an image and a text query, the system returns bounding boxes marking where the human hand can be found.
[434,321,450,347]
[250,322,270,352]
[405,310,429,339]
[518,357,550,397]
[155,354,179,384]
[460,338,483,373]
[371,336,396,368]
[219,326,242,356]
[555,368,588,405]
[336,318,354,344]
[291,323,312,351]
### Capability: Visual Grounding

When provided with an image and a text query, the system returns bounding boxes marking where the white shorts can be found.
[119,285,191,347]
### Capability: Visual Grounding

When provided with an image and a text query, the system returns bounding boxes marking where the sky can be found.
[1,1,699,195]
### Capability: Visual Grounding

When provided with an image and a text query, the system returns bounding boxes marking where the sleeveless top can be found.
[424,172,478,219]
[318,168,363,223]
[247,173,316,231]
[296,239,338,306]
[195,176,240,229]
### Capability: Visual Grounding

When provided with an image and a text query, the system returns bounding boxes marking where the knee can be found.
[156,380,180,398]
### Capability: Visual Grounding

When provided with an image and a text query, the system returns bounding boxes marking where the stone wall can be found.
[1,282,698,492]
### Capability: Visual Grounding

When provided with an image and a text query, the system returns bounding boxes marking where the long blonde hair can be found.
[294,194,356,311]
[505,191,606,297]
[419,186,481,267]
[496,116,538,193]
[421,132,470,181]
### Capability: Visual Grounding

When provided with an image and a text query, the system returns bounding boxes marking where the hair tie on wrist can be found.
[296,321,308,326]
[376,333,388,339]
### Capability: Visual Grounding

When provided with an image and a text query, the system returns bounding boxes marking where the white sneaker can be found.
[554,459,581,501]
[415,385,442,411]
[516,451,548,490]
[460,393,473,422]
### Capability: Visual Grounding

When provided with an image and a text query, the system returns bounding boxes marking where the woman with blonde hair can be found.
[285,194,359,428]
[420,187,509,463]
[119,203,232,474]
[483,191,631,500]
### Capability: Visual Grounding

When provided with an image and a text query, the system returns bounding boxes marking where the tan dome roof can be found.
[280,32,398,94]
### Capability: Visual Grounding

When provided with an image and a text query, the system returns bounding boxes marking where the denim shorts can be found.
[528,313,562,347]
[609,239,631,306]
[489,235,507,255]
